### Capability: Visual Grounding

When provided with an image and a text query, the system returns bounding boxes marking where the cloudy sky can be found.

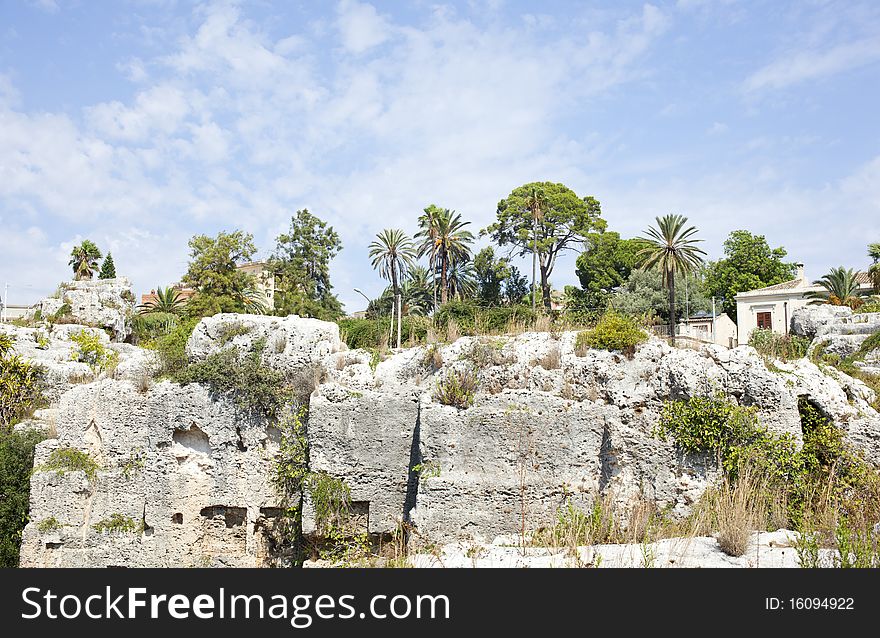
[1,0,878,311]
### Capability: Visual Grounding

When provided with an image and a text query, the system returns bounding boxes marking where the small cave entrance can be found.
[173,424,211,455]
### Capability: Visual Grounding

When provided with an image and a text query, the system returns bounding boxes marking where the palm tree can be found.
[369,229,416,349]
[446,257,477,300]
[807,267,865,309]
[433,209,475,304]
[523,187,547,313]
[140,286,185,314]
[637,215,706,346]
[68,240,102,281]
[869,243,880,293]
[415,205,444,314]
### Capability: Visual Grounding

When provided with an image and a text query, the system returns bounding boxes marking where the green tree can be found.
[474,247,512,306]
[446,256,477,301]
[140,286,185,315]
[369,267,434,317]
[0,429,45,567]
[807,267,866,309]
[182,230,260,317]
[503,266,530,305]
[483,182,606,311]
[575,231,643,310]
[98,252,116,279]
[637,215,706,345]
[68,240,102,281]
[430,209,475,305]
[868,242,880,293]
[415,204,444,314]
[369,229,416,349]
[703,231,797,319]
[611,268,710,322]
[270,209,343,321]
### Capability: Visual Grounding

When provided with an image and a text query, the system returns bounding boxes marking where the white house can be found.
[734,264,873,342]
[677,311,738,348]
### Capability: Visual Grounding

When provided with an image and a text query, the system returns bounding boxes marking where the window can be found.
[757,312,772,330]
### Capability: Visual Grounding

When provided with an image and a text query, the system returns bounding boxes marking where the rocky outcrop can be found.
[791,305,880,358]
[790,305,853,339]
[0,323,155,402]
[39,278,136,341]
[19,314,880,566]
[187,313,342,373]
[19,380,285,568]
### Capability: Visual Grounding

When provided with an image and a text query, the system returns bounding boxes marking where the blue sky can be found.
[1,0,879,312]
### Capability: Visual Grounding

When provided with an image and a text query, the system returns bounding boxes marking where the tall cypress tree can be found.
[99,253,117,279]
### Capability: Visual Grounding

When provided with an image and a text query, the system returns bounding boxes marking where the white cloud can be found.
[744,37,880,92]
[0,2,678,310]
[336,0,392,54]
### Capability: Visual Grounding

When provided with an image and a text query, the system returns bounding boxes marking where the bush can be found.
[0,429,46,566]
[174,344,313,420]
[576,310,648,356]
[1,340,46,431]
[748,329,810,361]
[433,368,478,408]
[338,316,429,350]
[131,312,179,344]
[144,317,199,378]
[92,513,140,534]
[36,447,101,481]
[435,300,536,336]
[69,330,118,373]
[655,393,880,534]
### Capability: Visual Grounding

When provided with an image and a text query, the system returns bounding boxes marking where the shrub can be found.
[534,347,561,370]
[37,517,62,533]
[131,312,179,343]
[174,345,314,420]
[0,429,46,566]
[433,368,478,408]
[69,330,118,373]
[1,343,47,431]
[36,447,101,482]
[50,302,72,322]
[576,310,648,357]
[435,300,536,336]
[92,513,140,534]
[748,328,810,361]
[144,317,199,378]
[656,393,880,536]
[217,322,252,345]
[422,343,444,370]
[338,317,429,350]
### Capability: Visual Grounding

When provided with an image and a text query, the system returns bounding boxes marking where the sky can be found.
[1,0,879,312]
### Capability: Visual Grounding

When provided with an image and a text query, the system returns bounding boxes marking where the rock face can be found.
[19,381,285,567]
[18,314,880,566]
[39,278,136,341]
[791,305,880,358]
[790,305,853,339]
[187,313,342,373]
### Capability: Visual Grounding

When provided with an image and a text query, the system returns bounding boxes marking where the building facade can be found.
[734,265,873,342]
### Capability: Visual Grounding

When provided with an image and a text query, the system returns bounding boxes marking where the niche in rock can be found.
[172,424,212,473]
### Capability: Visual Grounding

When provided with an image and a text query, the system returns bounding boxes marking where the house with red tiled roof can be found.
[734,264,874,343]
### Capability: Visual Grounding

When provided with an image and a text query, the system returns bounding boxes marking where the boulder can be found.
[790,305,852,338]
[39,278,136,341]
[186,313,342,375]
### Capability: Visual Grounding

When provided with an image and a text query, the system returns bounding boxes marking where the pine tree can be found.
[99,253,116,279]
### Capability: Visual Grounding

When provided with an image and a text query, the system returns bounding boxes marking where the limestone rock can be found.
[186,313,342,375]
[39,278,136,340]
[19,380,286,568]
[790,305,852,338]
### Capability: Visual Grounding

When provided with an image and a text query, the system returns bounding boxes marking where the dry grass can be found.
[445,320,460,343]
[534,347,561,370]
